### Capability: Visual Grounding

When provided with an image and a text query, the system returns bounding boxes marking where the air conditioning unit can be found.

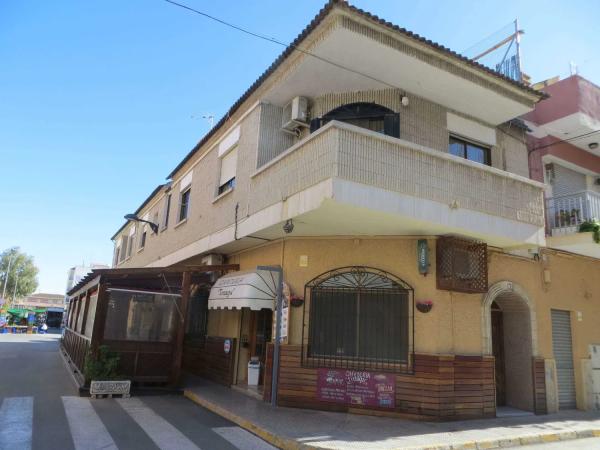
[282,96,309,132]
[201,254,224,266]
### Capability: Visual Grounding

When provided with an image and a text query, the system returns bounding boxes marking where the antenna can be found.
[463,20,524,83]
[202,115,215,128]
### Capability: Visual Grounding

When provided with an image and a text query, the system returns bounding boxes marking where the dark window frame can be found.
[302,266,414,373]
[449,135,491,166]
[218,177,236,195]
[179,188,191,222]
[162,194,171,231]
[310,102,400,138]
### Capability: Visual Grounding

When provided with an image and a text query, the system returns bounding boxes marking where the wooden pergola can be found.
[63,265,238,387]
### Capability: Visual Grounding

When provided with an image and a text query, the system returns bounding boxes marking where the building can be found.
[102,1,600,420]
[523,74,600,259]
[13,293,66,327]
[65,264,109,298]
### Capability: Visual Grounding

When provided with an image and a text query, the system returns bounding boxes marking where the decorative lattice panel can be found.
[436,236,488,293]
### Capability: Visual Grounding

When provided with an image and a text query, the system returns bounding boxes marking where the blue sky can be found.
[1,0,598,294]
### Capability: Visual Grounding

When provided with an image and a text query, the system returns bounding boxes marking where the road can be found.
[0,332,276,450]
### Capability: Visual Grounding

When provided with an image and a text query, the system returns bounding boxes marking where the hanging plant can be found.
[579,219,600,243]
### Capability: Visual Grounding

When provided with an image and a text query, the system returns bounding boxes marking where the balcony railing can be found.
[546,190,600,232]
[252,121,545,229]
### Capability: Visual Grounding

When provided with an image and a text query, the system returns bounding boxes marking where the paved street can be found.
[0,333,276,450]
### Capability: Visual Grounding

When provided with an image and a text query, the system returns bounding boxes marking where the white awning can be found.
[208,270,279,310]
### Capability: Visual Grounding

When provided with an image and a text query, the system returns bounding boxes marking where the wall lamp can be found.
[124,214,159,234]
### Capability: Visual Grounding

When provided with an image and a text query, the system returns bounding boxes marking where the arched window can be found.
[310,102,400,137]
[304,267,412,371]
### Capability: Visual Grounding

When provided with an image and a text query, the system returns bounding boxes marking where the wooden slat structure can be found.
[264,344,496,420]
[62,328,91,372]
[62,265,238,387]
[532,357,547,415]
[182,336,237,386]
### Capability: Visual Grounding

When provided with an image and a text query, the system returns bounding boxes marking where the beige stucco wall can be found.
[221,237,600,410]
[114,84,533,270]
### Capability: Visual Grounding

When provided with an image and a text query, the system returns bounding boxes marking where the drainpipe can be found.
[257,265,283,407]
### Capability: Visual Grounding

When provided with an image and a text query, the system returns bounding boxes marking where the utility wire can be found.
[163,0,401,91]
[165,1,600,157]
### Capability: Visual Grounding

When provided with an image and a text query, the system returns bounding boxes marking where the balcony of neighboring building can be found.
[545,190,600,258]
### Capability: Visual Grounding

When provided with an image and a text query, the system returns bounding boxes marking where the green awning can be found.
[7,308,46,317]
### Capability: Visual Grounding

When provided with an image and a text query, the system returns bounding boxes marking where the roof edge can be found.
[165,0,546,181]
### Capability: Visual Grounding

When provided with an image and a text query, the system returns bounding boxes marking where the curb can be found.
[400,429,600,450]
[184,390,303,450]
[183,390,600,450]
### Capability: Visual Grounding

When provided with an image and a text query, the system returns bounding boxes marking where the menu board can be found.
[317,369,395,408]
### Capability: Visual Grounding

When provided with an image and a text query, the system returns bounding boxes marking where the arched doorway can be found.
[482,281,538,413]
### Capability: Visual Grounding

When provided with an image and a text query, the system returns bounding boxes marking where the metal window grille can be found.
[436,236,488,293]
[301,267,414,373]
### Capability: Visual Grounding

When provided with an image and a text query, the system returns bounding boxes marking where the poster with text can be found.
[317,369,395,408]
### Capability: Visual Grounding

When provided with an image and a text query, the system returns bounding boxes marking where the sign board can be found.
[272,283,290,344]
[417,239,429,275]
[317,369,395,408]
[208,270,277,311]
[224,339,232,354]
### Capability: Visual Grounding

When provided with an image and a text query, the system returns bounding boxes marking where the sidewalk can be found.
[183,378,600,450]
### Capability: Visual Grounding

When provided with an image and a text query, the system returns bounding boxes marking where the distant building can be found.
[65,264,109,298]
[523,74,600,258]
[13,293,66,327]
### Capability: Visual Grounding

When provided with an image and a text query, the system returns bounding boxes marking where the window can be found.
[305,267,412,372]
[83,294,98,337]
[126,229,135,258]
[449,136,491,166]
[118,236,129,263]
[139,229,147,249]
[218,147,237,195]
[103,289,179,342]
[153,211,159,234]
[76,297,87,333]
[113,245,120,267]
[162,194,171,230]
[185,287,209,340]
[179,188,190,222]
[310,102,400,138]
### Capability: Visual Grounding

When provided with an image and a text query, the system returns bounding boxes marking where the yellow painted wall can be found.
[219,237,600,409]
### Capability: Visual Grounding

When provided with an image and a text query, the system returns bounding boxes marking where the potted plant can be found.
[84,345,131,398]
[579,219,600,243]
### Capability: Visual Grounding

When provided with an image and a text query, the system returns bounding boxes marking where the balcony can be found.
[247,121,545,248]
[544,190,600,258]
[546,191,600,235]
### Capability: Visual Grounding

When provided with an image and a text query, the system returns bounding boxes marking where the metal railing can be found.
[546,190,600,231]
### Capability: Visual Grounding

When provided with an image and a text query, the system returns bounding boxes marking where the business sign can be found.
[272,283,290,344]
[417,239,429,275]
[223,339,232,354]
[317,369,395,409]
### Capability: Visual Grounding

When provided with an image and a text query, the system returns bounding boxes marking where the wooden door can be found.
[249,309,273,385]
[491,305,506,406]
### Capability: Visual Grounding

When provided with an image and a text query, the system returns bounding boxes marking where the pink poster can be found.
[317,368,395,408]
